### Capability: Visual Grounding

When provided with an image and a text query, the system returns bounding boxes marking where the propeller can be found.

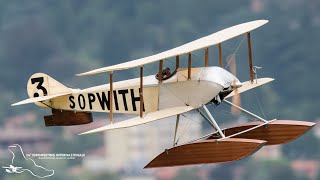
[226,54,241,115]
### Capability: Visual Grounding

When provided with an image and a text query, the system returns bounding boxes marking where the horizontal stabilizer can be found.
[80,106,194,135]
[12,92,71,106]
[226,78,274,98]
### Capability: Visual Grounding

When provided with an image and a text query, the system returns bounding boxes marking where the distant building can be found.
[253,145,282,160]
[0,128,53,157]
[82,147,107,173]
[291,160,319,179]
[0,112,53,156]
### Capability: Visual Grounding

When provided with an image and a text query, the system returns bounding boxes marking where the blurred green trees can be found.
[0,0,319,179]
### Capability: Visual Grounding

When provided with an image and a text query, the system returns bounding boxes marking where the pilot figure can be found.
[162,67,171,78]
[156,67,171,80]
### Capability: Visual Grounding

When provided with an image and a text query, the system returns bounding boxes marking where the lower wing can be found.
[225,78,274,98]
[80,106,194,135]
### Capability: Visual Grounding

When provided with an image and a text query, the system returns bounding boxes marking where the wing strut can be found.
[176,56,180,69]
[218,43,223,67]
[173,114,180,147]
[187,53,192,80]
[223,100,267,123]
[158,60,163,83]
[204,47,209,67]
[247,32,254,82]
[109,72,113,123]
[140,66,144,118]
[202,105,225,138]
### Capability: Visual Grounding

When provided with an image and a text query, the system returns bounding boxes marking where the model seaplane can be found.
[12,20,315,168]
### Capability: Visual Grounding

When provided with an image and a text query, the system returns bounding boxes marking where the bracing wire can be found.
[143,63,187,105]
[254,90,267,119]
[225,35,246,69]
[175,112,202,145]
[141,61,204,145]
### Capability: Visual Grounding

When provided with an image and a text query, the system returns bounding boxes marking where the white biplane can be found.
[13,20,315,168]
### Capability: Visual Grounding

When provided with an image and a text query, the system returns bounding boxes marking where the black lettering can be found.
[31,77,48,97]
[113,91,119,110]
[141,88,145,111]
[130,88,145,111]
[96,92,110,110]
[130,89,139,111]
[69,96,75,109]
[88,93,96,110]
[78,94,86,110]
[118,89,128,111]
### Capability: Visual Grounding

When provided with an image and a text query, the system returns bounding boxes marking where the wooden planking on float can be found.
[144,138,265,168]
[208,120,316,145]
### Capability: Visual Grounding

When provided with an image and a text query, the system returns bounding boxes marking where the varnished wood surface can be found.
[188,53,192,80]
[144,138,265,168]
[247,32,254,82]
[44,109,93,126]
[218,43,223,67]
[205,47,209,67]
[208,120,316,145]
[176,56,180,69]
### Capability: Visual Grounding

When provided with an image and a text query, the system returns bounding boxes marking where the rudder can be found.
[27,73,71,107]
[27,73,70,98]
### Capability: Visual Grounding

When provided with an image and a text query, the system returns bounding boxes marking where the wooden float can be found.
[144,138,265,168]
[208,120,316,145]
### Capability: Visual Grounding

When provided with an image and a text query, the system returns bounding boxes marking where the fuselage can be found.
[51,66,240,114]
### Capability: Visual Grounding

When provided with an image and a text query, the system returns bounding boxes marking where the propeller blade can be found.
[227,55,241,115]
[231,81,241,115]
[228,54,237,76]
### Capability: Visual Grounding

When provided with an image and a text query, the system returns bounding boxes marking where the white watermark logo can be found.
[2,144,54,178]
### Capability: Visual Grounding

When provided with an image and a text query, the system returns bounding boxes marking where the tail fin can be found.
[27,73,70,98]
[12,73,72,106]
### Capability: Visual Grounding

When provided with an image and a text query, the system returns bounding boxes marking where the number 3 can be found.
[31,77,48,97]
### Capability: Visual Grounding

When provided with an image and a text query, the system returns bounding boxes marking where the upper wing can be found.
[12,92,71,106]
[77,20,268,76]
[225,78,274,99]
[79,106,194,135]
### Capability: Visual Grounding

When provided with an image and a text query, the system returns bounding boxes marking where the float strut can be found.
[202,105,225,138]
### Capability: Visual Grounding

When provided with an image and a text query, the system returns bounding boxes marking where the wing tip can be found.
[76,72,89,76]
[256,19,269,25]
[11,101,29,106]
[79,127,109,135]
[79,129,99,135]
[78,132,89,135]
[264,77,275,82]
[11,103,19,106]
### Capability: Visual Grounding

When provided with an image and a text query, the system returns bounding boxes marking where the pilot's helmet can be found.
[163,67,170,75]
